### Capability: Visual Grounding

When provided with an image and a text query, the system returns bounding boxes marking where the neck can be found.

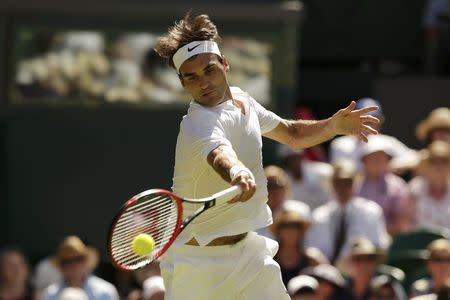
[65,276,86,288]
[353,275,371,297]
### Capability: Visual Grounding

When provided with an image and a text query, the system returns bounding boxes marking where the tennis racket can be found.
[107,185,241,271]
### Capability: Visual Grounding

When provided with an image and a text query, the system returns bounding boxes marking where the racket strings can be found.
[110,193,179,269]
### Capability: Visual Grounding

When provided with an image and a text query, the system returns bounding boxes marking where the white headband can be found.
[172,40,221,73]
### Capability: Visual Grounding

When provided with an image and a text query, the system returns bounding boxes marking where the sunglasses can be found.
[333,179,354,186]
[60,255,86,267]
[351,255,377,262]
[429,256,450,263]
[278,222,303,230]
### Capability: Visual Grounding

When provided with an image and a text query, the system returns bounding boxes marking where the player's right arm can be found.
[207,145,256,203]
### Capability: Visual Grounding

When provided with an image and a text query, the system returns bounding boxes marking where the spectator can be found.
[43,236,119,300]
[302,264,347,300]
[0,247,34,300]
[330,98,417,173]
[410,239,450,297]
[305,160,389,264]
[416,107,450,146]
[265,165,290,215]
[409,141,450,231]
[356,135,411,235]
[287,275,319,300]
[142,276,165,300]
[59,287,88,300]
[278,144,332,210]
[344,237,386,300]
[271,202,318,285]
[369,274,407,300]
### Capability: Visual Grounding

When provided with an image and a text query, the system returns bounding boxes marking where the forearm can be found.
[286,118,337,149]
[207,145,243,183]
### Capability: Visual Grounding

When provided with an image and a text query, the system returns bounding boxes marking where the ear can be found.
[222,55,230,72]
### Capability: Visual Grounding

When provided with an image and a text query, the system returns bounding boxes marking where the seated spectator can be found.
[369,274,407,300]
[278,144,332,210]
[416,107,450,146]
[0,247,34,300]
[409,141,450,231]
[43,236,119,300]
[410,239,450,298]
[302,264,347,300]
[356,135,411,235]
[343,237,386,300]
[142,276,165,300]
[271,202,318,285]
[330,98,417,173]
[305,160,389,264]
[287,275,319,300]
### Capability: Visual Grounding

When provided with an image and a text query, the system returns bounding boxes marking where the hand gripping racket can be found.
[107,185,241,271]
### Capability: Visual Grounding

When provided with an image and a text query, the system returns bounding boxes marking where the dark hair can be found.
[154,13,222,68]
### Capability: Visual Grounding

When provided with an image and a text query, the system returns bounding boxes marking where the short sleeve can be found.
[249,97,282,134]
[181,110,233,160]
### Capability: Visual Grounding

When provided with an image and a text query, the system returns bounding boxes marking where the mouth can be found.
[202,89,215,97]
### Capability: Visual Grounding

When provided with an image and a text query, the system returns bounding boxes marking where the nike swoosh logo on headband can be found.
[187,44,201,52]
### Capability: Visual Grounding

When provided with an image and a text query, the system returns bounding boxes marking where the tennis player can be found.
[154,13,379,300]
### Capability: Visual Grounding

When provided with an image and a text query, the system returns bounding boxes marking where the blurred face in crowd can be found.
[332,178,354,204]
[362,151,391,178]
[60,253,89,285]
[317,279,336,300]
[423,156,450,185]
[276,222,306,247]
[267,179,288,212]
[427,250,450,284]
[0,251,29,287]
[370,285,398,300]
[349,255,378,279]
[179,53,230,107]
[429,128,450,145]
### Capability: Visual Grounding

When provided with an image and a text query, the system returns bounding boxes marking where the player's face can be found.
[179,53,230,107]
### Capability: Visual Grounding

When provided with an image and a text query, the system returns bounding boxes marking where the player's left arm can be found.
[263,101,380,149]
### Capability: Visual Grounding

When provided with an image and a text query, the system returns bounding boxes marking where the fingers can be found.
[362,124,378,135]
[358,132,369,143]
[360,115,380,125]
[228,174,256,203]
[354,105,379,116]
[342,101,356,115]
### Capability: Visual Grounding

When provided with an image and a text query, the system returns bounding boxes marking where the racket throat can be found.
[180,200,215,230]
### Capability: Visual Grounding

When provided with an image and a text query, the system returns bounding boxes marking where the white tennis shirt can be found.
[172,86,282,246]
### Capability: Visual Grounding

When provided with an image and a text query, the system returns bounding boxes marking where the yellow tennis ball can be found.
[131,233,155,256]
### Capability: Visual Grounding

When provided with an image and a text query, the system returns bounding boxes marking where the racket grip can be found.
[213,185,241,205]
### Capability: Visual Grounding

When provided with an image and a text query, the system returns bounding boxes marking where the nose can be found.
[199,76,210,90]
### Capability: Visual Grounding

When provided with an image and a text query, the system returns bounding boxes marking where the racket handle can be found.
[213,185,241,205]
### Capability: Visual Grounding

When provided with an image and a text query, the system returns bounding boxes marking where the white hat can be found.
[59,287,88,300]
[360,135,394,159]
[283,200,311,223]
[142,276,165,300]
[287,275,319,295]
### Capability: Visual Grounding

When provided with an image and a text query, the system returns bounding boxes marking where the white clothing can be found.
[160,232,289,300]
[287,165,332,210]
[171,86,281,246]
[410,176,450,230]
[33,257,62,290]
[305,196,389,261]
[329,134,417,171]
[43,275,119,300]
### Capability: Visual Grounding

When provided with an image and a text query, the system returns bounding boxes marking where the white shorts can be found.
[160,232,289,300]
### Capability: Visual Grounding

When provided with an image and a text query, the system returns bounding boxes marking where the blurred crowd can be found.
[14,31,271,105]
[1,101,449,300]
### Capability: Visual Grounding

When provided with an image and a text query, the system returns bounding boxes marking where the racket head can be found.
[107,189,183,271]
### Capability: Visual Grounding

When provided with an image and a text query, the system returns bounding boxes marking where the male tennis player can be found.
[154,13,379,300]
